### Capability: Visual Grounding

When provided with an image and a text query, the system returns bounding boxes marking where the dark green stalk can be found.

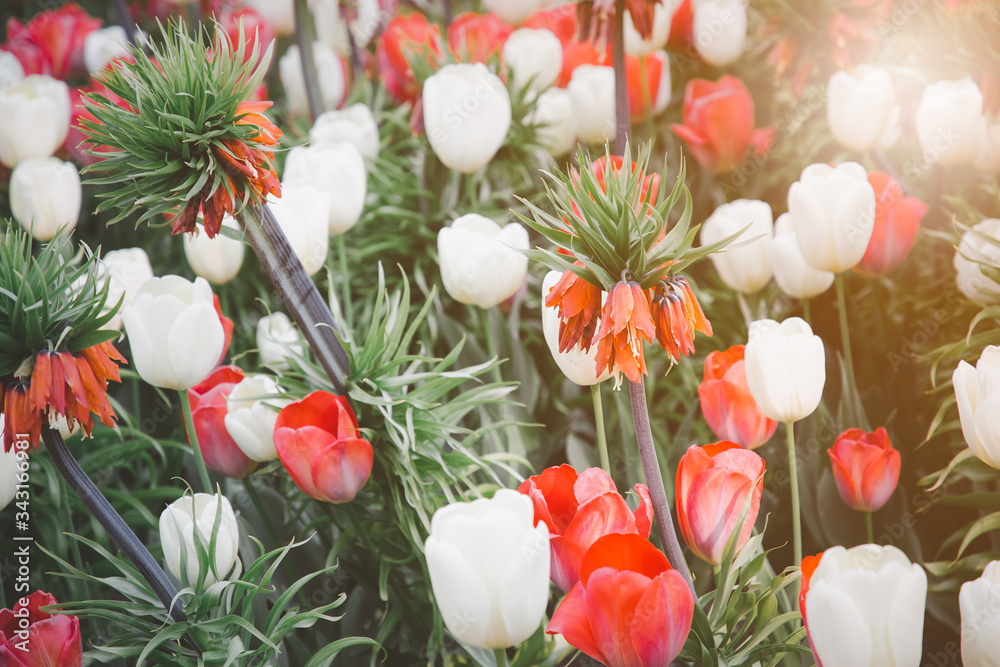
[293,0,323,121]
[612,0,630,155]
[112,0,136,45]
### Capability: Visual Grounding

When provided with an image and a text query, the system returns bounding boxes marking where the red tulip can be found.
[676,442,765,566]
[518,464,652,593]
[448,13,512,64]
[667,0,694,51]
[274,391,373,503]
[557,40,610,88]
[522,5,577,44]
[626,51,668,123]
[854,172,928,276]
[2,2,100,79]
[376,11,443,104]
[217,7,275,66]
[213,294,234,366]
[590,155,660,205]
[828,427,900,512]
[671,76,776,174]
[698,345,778,450]
[547,533,694,667]
[0,591,82,667]
[186,366,258,479]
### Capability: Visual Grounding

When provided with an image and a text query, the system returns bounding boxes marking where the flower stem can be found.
[786,422,802,585]
[591,384,610,475]
[112,0,136,45]
[292,0,323,121]
[238,203,349,394]
[627,378,693,591]
[179,390,212,493]
[493,648,508,667]
[835,273,857,404]
[41,425,186,622]
[802,297,811,327]
[865,511,874,544]
[612,0,630,155]
[338,234,353,331]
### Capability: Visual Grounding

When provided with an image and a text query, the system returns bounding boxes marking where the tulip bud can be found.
[437,215,529,309]
[701,199,773,294]
[828,427,900,512]
[954,219,1000,303]
[541,272,610,386]
[280,42,349,115]
[0,51,24,90]
[855,172,927,276]
[802,544,926,667]
[244,0,294,35]
[182,218,246,285]
[483,0,542,25]
[692,0,747,67]
[284,143,367,234]
[547,533,693,667]
[423,63,512,173]
[224,374,289,462]
[915,79,986,166]
[0,75,71,167]
[273,391,374,503]
[699,345,778,449]
[0,591,82,666]
[426,490,550,649]
[267,185,332,276]
[257,312,304,371]
[767,213,835,299]
[787,162,877,273]
[159,493,240,587]
[310,104,380,162]
[527,87,576,156]
[568,65,616,144]
[960,560,1000,667]
[122,276,225,390]
[676,441,764,565]
[187,367,258,479]
[624,3,675,56]
[745,317,826,423]
[827,66,900,152]
[954,345,1000,470]
[10,157,81,241]
[502,28,562,96]
[84,26,130,75]
[99,248,155,331]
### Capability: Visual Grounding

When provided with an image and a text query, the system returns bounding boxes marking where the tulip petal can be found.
[632,484,653,539]
[547,583,605,663]
[585,568,647,667]
[310,437,373,503]
[630,570,694,667]
[166,303,224,389]
[25,614,82,667]
[806,583,873,667]
[973,393,1000,469]
[498,522,551,648]
[425,537,491,648]
[575,467,618,504]
[886,565,927,667]
[273,425,328,499]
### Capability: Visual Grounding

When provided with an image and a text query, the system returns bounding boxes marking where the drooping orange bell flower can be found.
[650,276,711,363]
[545,267,603,354]
[594,281,657,387]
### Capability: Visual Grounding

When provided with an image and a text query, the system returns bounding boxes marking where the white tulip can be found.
[650,50,672,115]
[975,120,1000,174]
[84,26,131,74]
[954,219,1000,303]
[502,28,562,96]
[787,162,876,273]
[953,345,1000,470]
[701,199,773,294]
[745,317,825,423]
[624,2,677,56]
[257,312,304,370]
[827,66,900,152]
[309,0,350,54]
[159,493,239,587]
[568,65,616,144]
[542,271,610,386]
[224,375,288,462]
[804,544,927,667]
[122,276,225,390]
[99,248,154,331]
[915,79,986,167]
[183,218,245,284]
[0,51,24,90]
[527,87,576,156]
[267,185,332,276]
[350,0,383,48]
[425,490,550,649]
[10,157,81,241]
[0,75,71,167]
[424,63,512,173]
[280,42,349,115]
[961,560,1000,667]
[482,0,542,25]
[283,143,367,234]
[244,0,295,35]
[310,104,380,162]
[767,213,834,299]
[692,0,747,67]
[437,215,529,309]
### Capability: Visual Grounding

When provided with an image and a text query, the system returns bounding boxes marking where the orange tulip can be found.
[676,441,764,566]
[448,12,512,63]
[828,427,900,512]
[698,345,778,450]
[376,12,443,104]
[855,172,928,276]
